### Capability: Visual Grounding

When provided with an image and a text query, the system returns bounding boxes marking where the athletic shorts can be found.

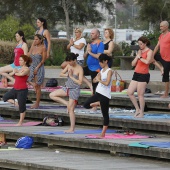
[10,63,21,69]
[132,72,150,84]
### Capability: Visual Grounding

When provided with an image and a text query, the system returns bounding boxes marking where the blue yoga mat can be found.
[140,142,170,148]
[34,129,117,135]
[110,114,170,119]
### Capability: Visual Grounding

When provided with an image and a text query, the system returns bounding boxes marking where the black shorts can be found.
[132,72,150,84]
[154,54,170,82]
[3,88,28,113]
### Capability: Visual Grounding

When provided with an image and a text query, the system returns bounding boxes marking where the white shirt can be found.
[70,38,86,60]
[96,68,112,99]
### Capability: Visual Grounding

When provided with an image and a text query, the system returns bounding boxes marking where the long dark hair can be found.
[15,30,27,43]
[37,17,47,29]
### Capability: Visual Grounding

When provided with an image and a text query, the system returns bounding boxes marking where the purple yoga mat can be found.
[26,105,83,109]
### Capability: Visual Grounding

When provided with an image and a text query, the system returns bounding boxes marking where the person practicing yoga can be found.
[3,55,32,126]
[0,30,28,86]
[127,36,153,118]
[83,54,113,137]
[49,53,83,133]
[28,34,46,109]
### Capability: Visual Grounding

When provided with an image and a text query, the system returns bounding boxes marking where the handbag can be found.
[111,71,125,92]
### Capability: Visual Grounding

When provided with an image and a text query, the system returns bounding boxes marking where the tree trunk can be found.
[65,10,70,39]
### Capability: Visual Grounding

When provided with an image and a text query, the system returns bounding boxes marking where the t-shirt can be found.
[87,40,104,71]
[159,32,170,62]
[70,38,86,60]
[96,68,112,99]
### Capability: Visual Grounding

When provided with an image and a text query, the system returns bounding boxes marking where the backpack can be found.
[15,136,34,149]
[45,78,58,87]
[43,115,64,126]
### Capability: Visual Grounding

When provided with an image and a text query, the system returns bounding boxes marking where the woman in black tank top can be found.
[103,28,114,68]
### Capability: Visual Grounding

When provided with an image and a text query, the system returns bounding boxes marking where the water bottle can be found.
[116,80,120,92]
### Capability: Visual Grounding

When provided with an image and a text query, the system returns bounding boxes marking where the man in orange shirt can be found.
[153,21,170,98]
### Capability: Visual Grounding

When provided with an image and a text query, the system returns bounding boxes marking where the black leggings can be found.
[154,54,170,82]
[83,66,99,94]
[83,92,110,126]
[3,88,28,113]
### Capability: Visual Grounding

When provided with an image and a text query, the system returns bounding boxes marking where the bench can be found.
[115,56,134,70]
[115,45,155,70]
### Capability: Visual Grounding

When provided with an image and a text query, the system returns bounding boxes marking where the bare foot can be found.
[134,110,140,117]
[15,123,22,126]
[14,102,19,107]
[30,103,39,109]
[2,78,7,88]
[64,129,74,133]
[160,95,169,98]
[99,133,105,138]
[135,113,144,118]
[91,106,97,111]
[134,112,140,117]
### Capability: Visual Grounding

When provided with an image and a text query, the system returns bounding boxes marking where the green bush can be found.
[45,39,69,66]
[0,15,34,41]
[0,40,16,64]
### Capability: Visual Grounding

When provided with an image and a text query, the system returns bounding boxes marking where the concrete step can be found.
[0,88,169,111]
[0,125,170,161]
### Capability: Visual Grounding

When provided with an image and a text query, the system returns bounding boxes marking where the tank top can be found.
[104,40,112,50]
[96,68,112,99]
[14,75,28,90]
[135,49,150,74]
[36,29,48,49]
[14,43,24,66]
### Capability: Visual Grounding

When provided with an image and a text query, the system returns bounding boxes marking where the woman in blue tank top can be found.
[34,18,51,59]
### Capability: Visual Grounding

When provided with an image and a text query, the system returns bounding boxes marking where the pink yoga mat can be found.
[0,121,42,127]
[85,134,149,139]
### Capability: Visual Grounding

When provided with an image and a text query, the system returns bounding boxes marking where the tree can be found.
[137,0,170,30]
[0,0,125,38]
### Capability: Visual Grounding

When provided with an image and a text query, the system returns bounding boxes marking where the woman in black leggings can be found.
[83,54,113,137]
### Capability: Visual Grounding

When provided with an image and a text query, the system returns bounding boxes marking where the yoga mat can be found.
[129,142,149,148]
[140,142,170,148]
[26,105,83,109]
[0,147,22,151]
[33,129,117,135]
[0,119,16,124]
[110,113,170,119]
[85,134,150,139]
[0,121,42,127]
[80,90,92,95]
[0,101,10,105]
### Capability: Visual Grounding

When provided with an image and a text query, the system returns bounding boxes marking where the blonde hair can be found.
[74,28,82,33]
[104,28,114,39]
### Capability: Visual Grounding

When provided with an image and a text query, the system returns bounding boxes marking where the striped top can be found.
[65,75,80,89]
